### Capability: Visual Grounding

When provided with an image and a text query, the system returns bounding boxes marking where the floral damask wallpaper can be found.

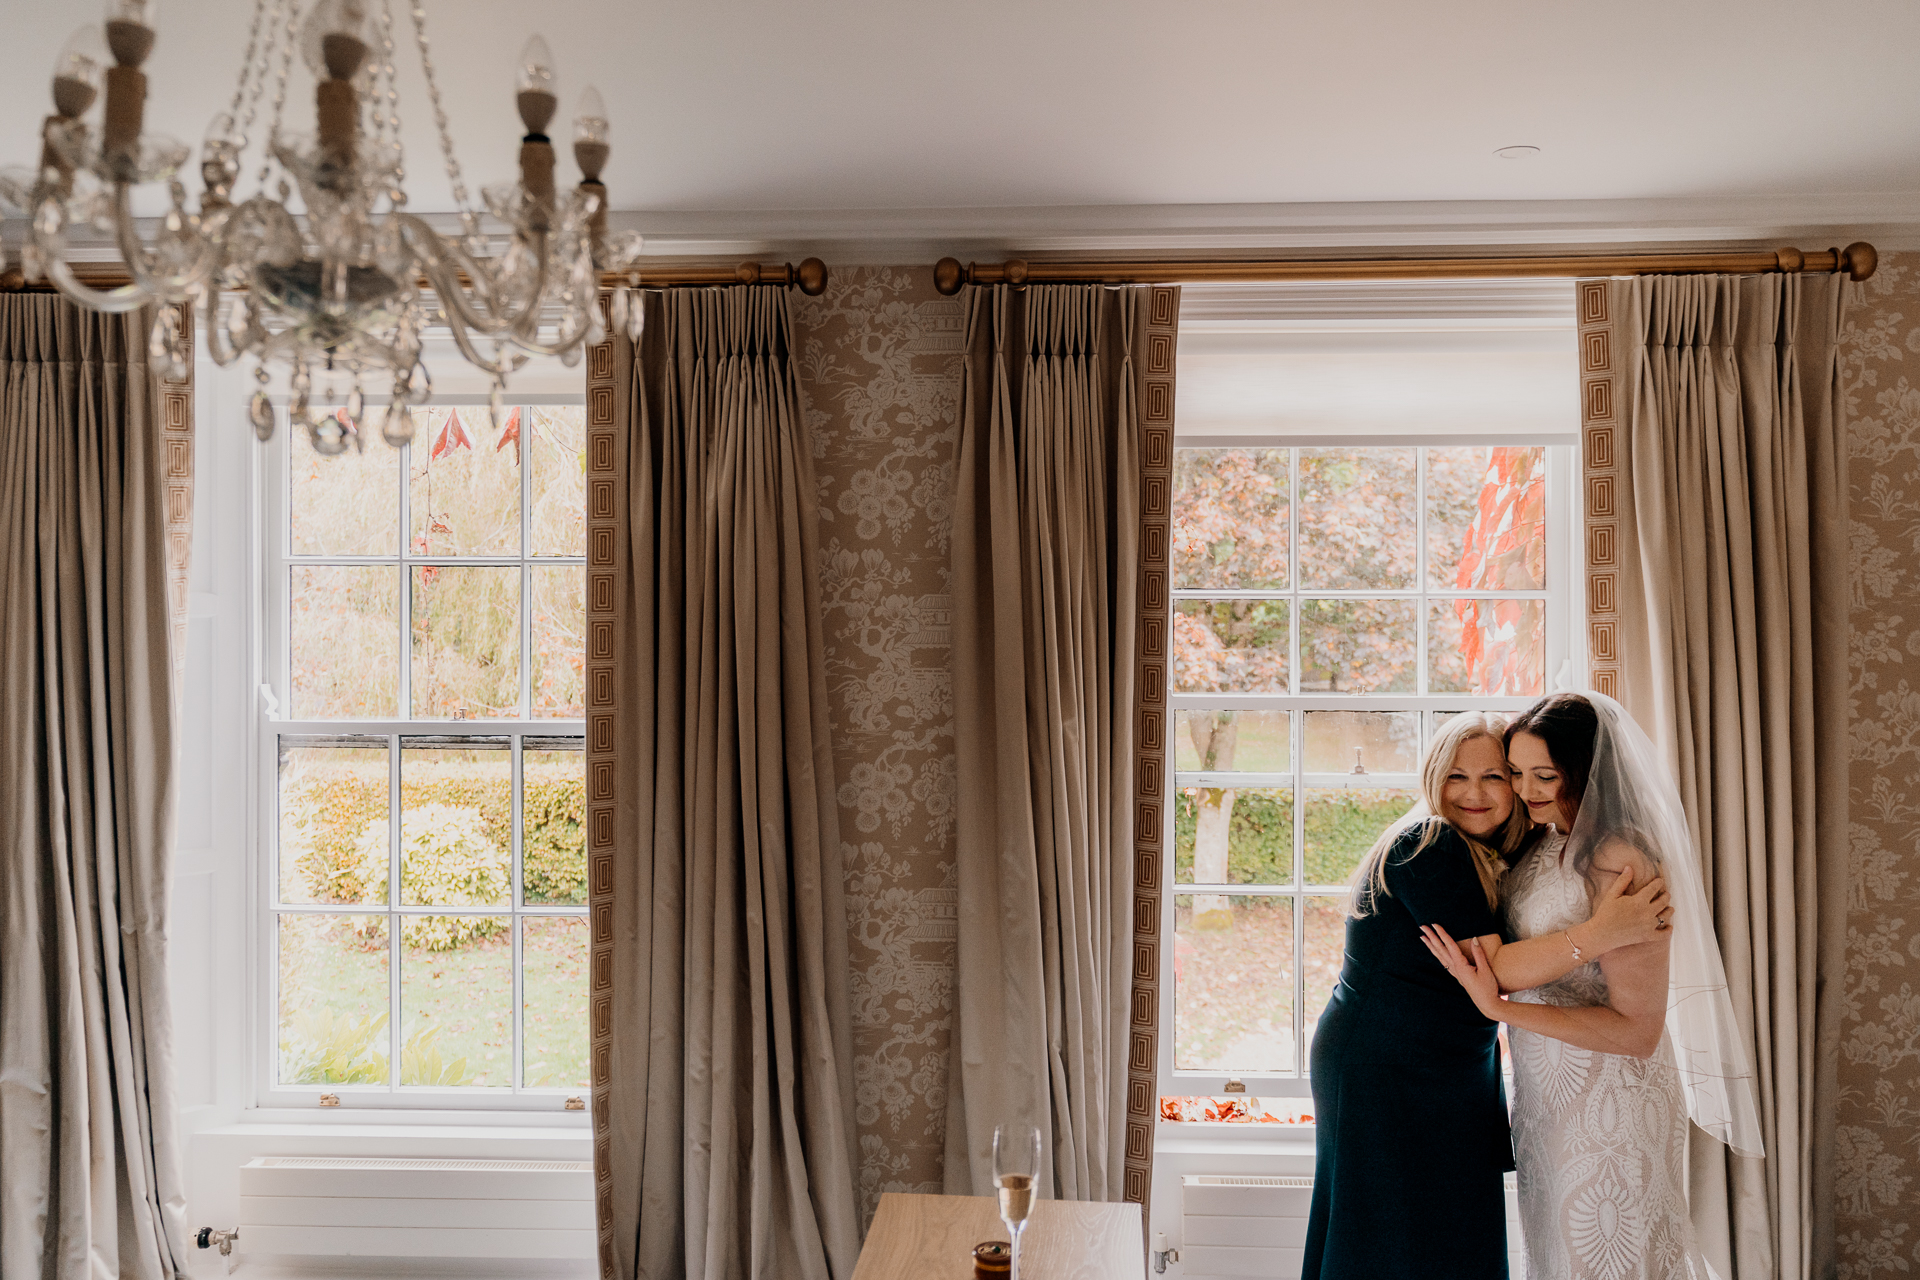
[794,267,966,1224]
[1837,252,1920,1276]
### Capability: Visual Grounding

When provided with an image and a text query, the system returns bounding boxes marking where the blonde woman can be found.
[1302,713,1672,1280]
[1422,693,1764,1279]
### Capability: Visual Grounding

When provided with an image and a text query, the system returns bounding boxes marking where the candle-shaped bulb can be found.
[515,35,558,135]
[104,0,155,67]
[574,85,608,145]
[51,24,107,118]
[517,35,555,96]
[300,0,371,80]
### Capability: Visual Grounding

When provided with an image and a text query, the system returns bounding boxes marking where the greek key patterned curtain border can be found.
[1577,279,1622,700]
[1124,285,1178,1215]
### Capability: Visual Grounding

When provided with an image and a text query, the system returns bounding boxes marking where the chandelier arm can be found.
[33,199,155,312]
[199,289,262,368]
[417,264,521,378]
[394,213,549,340]
[111,185,217,301]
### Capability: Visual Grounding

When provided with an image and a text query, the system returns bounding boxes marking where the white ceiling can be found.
[6,0,1918,252]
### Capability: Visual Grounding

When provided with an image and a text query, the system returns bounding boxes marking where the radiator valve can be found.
[1152,1231,1179,1274]
[195,1227,239,1257]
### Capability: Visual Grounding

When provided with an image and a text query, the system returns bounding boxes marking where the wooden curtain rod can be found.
[931,243,1878,295]
[0,257,831,297]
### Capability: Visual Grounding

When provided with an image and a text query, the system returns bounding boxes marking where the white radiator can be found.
[1177,1173,1524,1278]
[238,1156,595,1260]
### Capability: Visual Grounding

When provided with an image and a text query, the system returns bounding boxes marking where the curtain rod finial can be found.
[934,256,965,296]
[796,257,828,296]
[1844,242,1878,283]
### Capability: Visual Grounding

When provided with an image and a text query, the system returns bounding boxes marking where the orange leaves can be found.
[1452,447,1548,695]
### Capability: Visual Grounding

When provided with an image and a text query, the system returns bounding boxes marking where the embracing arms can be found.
[1471,865,1669,994]
[1420,844,1672,1059]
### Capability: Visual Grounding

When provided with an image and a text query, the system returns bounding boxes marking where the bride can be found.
[1422,692,1764,1280]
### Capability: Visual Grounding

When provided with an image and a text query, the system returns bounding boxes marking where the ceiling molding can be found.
[12,194,1914,270]
[599,194,1920,261]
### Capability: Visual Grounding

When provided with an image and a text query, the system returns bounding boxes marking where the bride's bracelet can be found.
[1564,928,1583,963]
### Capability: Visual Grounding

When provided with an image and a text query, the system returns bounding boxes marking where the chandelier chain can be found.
[369,0,404,191]
[224,0,272,148]
[255,0,301,190]
[408,0,480,236]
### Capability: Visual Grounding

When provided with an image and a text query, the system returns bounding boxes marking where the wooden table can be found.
[852,1192,1144,1280]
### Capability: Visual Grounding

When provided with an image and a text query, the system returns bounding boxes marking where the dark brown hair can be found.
[1504,693,1598,813]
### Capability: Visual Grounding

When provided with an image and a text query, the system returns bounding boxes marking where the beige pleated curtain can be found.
[1579,273,1849,1279]
[944,282,1178,1209]
[0,296,191,1280]
[587,286,860,1280]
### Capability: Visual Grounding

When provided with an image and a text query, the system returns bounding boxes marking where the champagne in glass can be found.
[993,1124,1042,1280]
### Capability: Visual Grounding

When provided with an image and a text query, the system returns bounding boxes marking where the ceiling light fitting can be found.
[1,0,648,456]
[1493,145,1541,160]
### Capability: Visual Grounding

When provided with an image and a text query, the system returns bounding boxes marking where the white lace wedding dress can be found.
[1503,832,1707,1280]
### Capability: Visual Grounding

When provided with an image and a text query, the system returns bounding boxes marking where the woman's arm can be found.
[1423,930,1670,1059]
[1471,866,1671,994]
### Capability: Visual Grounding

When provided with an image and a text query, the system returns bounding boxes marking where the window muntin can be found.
[1166,442,1568,1092]
[266,402,588,1107]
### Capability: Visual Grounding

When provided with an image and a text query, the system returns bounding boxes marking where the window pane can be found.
[529,407,586,557]
[522,916,589,1088]
[1297,448,1415,589]
[1174,709,1289,772]
[1303,711,1419,775]
[291,565,399,718]
[290,426,399,555]
[411,566,521,718]
[532,565,585,718]
[1427,446,1546,591]
[1428,599,1545,696]
[400,922,511,1086]
[279,737,389,906]
[1174,600,1290,693]
[279,914,390,1086]
[1173,894,1295,1073]
[399,740,511,908]
[409,407,521,557]
[1299,599,1415,693]
[1303,895,1349,1063]
[1303,786,1418,885]
[1172,447,1289,591]
[525,740,586,906]
[1176,786,1292,885]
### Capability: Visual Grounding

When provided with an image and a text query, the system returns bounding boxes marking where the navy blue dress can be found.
[1300,821,1514,1280]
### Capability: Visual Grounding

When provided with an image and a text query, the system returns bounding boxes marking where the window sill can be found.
[1155,1120,1316,1155]
[221,1106,592,1136]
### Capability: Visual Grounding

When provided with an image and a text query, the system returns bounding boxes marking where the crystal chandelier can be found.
[2,0,648,454]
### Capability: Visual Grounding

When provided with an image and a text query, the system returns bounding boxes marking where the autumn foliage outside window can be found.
[1165,443,1558,1103]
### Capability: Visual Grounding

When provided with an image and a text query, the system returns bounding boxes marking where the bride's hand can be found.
[1419,924,1503,1018]
[1585,866,1673,951]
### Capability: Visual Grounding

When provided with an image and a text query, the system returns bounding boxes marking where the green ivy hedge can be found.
[1174,787,1415,888]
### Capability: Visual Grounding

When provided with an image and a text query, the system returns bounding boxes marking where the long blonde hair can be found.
[1348,712,1532,916]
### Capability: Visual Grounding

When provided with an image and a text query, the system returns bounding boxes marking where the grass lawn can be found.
[279,914,588,1091]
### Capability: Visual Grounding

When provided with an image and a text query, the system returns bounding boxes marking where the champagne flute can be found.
[993,1123,1041,1280]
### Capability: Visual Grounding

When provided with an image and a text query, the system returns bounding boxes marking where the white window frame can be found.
[1157,432,1581,1104]
[254,390,590,1113]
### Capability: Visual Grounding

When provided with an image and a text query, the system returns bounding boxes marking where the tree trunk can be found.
[1188,713,1238,930]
